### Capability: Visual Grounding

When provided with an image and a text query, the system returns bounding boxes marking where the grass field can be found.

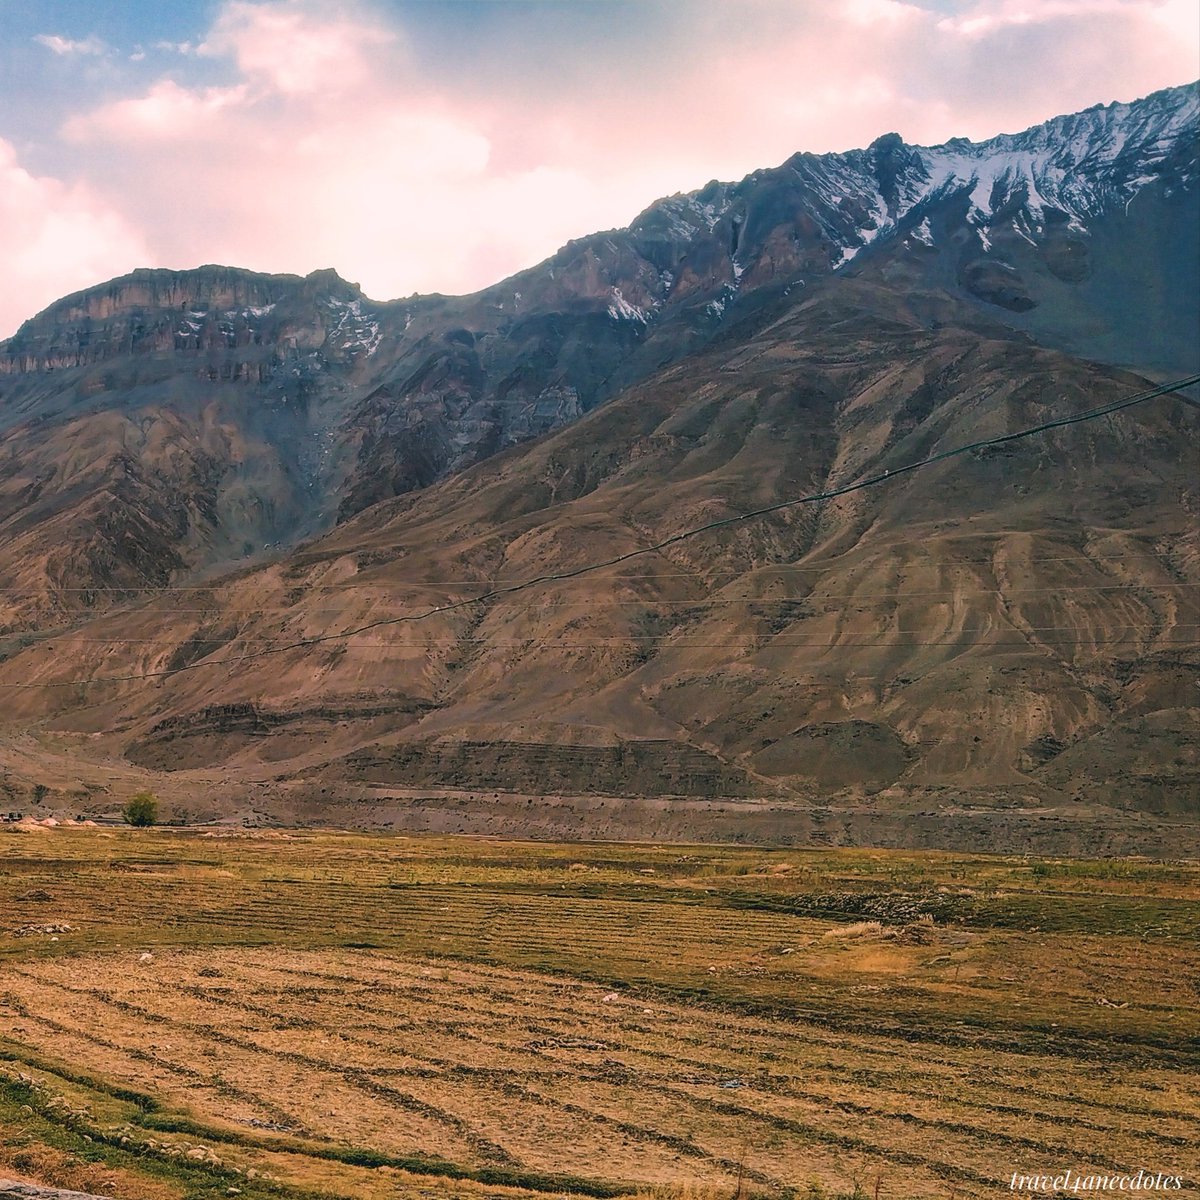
[1,829,1198,1199]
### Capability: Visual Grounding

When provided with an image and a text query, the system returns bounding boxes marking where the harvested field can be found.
[1,830,1198,1199]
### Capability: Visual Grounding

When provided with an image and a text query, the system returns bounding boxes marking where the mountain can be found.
[0,84,1197,850]
[3,83,1195,631]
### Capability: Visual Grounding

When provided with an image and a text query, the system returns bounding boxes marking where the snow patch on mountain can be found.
[607,288,649,323]
[324,297,381,356]
[900,84,1196,247]
[663,82,1197,276]
[908,218,935,247]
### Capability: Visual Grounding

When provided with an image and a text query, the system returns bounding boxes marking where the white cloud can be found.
[0,140,150,338]
[66,81,250,142]
[936,0,1200,36]
[199,0,397,95]
[842,0,925,27]
[34,33,109,56]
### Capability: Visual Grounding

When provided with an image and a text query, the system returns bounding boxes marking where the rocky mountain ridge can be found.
[5,82,1195,376]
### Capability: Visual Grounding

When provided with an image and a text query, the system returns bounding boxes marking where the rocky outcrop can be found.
[331,739,760,799]
[0,263,403,369]
[0,1183,112,1199]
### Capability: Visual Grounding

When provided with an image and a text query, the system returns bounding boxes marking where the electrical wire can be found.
[2,551,1189,593]
[5,620,1199,649]
[5,635,1195,649]
[4,580,1195,620]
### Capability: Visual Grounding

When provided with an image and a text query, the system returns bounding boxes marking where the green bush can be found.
[122,792,158,827]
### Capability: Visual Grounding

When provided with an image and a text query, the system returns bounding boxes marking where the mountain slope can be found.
[2,278,1196,848]
[0,85,1197,848]
[1,85,1195,635]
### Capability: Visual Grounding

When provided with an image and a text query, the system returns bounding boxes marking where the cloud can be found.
[67,81,249,141]
[937,0,1197,38]
[34,33,109,56]
[199,0,397,95]
[8,0,1197,329]
[60,28,597,304]
[0,139,150,337]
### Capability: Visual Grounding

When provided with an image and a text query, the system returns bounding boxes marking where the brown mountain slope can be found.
[2,279,1196,850]
[2,86,1194,641]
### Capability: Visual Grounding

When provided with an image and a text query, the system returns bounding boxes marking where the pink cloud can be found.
[200,0,399,96]
[51,1,639,306]
[0,139,150,337]
[937,0,1196,39]
[66,80,249,141]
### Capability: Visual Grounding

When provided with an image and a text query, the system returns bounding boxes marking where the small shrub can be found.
[122,792,158,827]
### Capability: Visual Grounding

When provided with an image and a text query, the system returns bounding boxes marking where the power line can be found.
[2,372,1197,690]
[3,552,1189,593]
[5,634,1195,650]
[4,580,1195,619]
[5,621,1199,648]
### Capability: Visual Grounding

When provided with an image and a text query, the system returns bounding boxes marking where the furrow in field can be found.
[3,967,508,1168]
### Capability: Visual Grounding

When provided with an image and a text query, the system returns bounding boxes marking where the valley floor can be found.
[1,831,1197,1199]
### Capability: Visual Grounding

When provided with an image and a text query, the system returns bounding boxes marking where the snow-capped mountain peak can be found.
[625,82,1197,278]
[913,83,1199,240]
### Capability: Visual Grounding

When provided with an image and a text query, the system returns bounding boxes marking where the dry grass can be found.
[1,829,1198,1199]
[821,920,886,938]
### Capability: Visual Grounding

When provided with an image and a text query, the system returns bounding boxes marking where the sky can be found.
[0,0,1196,337]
